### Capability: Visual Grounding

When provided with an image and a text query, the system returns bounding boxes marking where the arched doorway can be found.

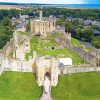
[45,72,51,80]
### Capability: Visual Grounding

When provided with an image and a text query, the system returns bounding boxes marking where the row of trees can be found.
[18,7,100,21]
[0,9,19,20]
[43,7,100,21]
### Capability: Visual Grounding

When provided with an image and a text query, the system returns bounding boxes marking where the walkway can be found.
[81,41,96,49]
[40,77,52,100]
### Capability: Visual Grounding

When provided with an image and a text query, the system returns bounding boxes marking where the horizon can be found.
[0,0,100,4]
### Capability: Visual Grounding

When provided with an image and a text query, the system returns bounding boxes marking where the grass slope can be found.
[51,72,100,100]
[0,72,42,100]
[71,37,92,52]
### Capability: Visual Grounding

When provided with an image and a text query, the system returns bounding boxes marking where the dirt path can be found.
[40,77,53,100]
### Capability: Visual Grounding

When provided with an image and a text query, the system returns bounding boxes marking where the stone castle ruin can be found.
[13,31,30,60]
[0,7,100,100]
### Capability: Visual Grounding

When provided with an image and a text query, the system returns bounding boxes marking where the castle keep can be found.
[31,9,56,36]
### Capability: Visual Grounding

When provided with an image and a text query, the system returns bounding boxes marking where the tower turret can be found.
[39,7,43,20]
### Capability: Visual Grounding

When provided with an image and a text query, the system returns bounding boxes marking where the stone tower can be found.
[35,56,59,86]
[39,7,43,21]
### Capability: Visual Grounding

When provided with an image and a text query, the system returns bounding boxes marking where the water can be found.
[39,4,100,9]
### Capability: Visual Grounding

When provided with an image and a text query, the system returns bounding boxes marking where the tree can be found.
[65,22,74,32]
[76,28,83,39]
[83,28,94,42]
[91,36,100,48]
[2,17,11,26]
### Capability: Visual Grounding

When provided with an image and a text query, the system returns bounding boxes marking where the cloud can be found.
[0,0,85,4]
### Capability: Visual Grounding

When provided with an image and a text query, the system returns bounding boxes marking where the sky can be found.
[0,0,100,4]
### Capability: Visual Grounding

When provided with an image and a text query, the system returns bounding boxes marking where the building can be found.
[31,9,56,37]
[94,30,100,36]
[20,12,29,20]
[35,56,59,86]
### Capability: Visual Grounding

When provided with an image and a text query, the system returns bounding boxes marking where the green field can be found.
[51,72,100,100]
[0,72,42,100]
[0,72,100,100]
[25,36,87,64]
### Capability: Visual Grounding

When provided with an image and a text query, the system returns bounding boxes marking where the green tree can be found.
[91,36,100,48]
[2,17,11,26]
[76,28,83,39]
[83,28,94,42]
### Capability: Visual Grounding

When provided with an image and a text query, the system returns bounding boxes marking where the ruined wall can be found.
[55,36,100,66]
[0,54,34,73]
[63,66,100,74]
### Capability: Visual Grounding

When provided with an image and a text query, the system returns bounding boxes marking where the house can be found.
[94,30,100,36]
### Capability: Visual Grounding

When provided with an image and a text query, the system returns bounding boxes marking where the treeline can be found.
[43,7,100,21]
[0,9,19,49]
[0,9,19,20]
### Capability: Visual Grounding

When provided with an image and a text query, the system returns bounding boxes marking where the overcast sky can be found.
[0,0,100,4]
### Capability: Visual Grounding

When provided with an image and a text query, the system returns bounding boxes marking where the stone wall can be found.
[63,66,100,74]
[69,45,100,66]
[0,54,34,73]
[0,38,15,56]
[54,36,100,66]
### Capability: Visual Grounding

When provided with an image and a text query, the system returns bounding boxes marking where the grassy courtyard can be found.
[51,72,100,100]
[25,36,87,64]
[0,72,42,100]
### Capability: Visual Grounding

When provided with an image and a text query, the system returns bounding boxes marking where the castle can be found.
[0,7,100,89]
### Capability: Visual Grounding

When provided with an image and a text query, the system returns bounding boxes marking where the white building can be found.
[59,58,72,66]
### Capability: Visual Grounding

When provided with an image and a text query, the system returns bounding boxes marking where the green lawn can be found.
[51,72,100,100]
[71,37,92,52]
[0,72,42,100]
[25,36,87,64]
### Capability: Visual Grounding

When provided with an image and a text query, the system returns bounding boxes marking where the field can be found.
[0,72,42,100]
[51,72,100,100]
[0,72,100,100]
[0,5,20,10]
